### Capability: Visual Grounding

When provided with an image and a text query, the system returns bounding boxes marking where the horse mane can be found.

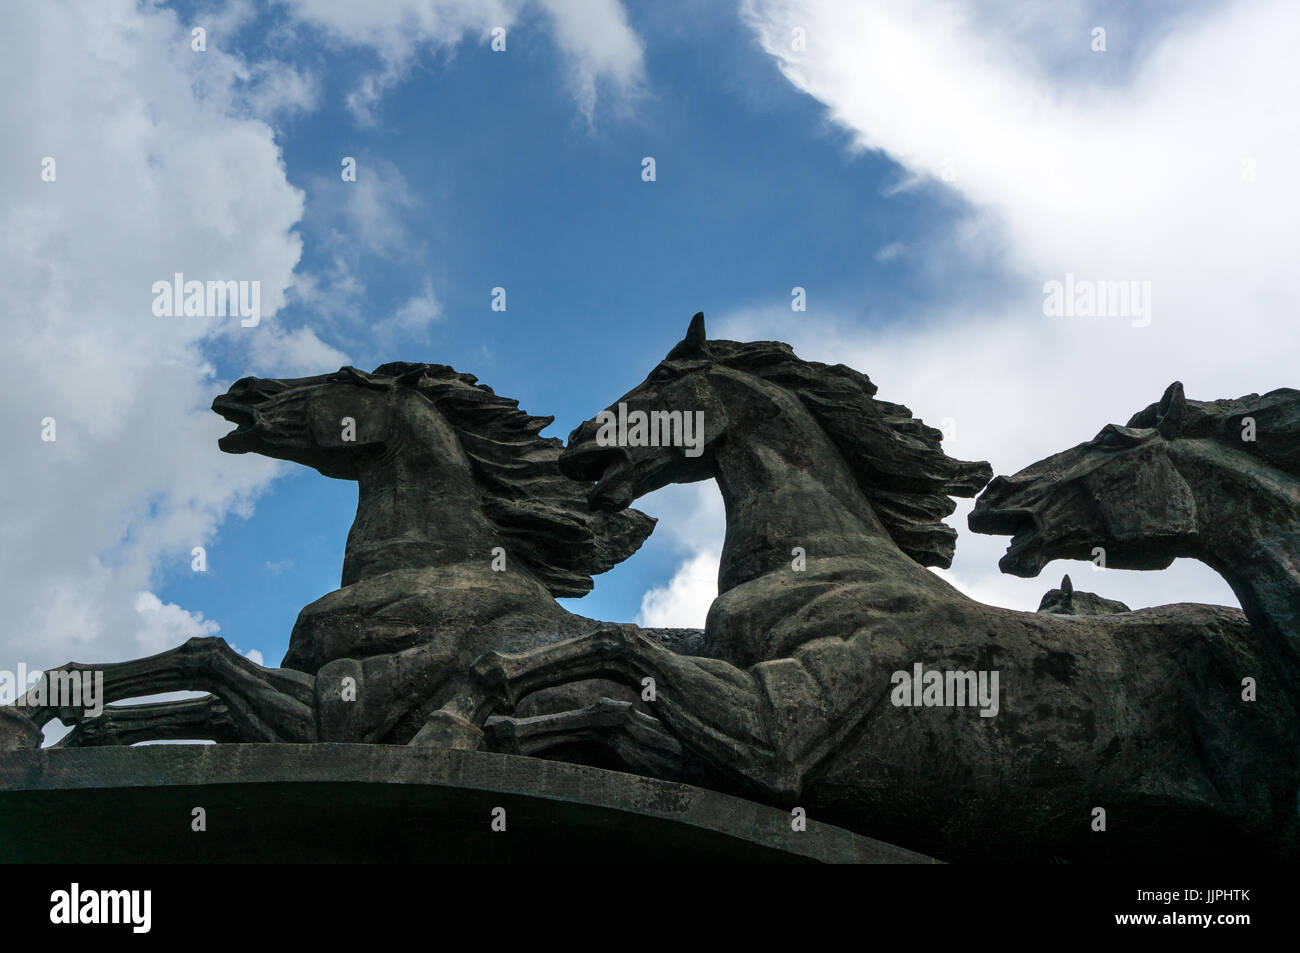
[705,341,993,567]
[368,362,655,597]
[1127,387,1300,478]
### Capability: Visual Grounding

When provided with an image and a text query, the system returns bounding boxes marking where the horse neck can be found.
[340,409,501,587]
[708,378,921,594]
[1183,443,1300,656]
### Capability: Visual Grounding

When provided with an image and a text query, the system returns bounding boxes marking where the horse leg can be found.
[14,637,316,743]
[56,695,241,746]
[421,624,812,800]
[484,697,688,780]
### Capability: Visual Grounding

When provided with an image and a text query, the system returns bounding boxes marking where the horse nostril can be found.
[232,377,281,403]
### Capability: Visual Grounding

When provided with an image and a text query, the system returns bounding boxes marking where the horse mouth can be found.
[212,397,258,451]
[560,442,623,482]
[589,456,637,511]
[969,505,1048,577]
[560,437,637,510]
[999,526,1048,577]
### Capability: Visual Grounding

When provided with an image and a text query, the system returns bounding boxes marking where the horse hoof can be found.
[410,710,484,751]
[0,707,43,750]
[482,716,521,754]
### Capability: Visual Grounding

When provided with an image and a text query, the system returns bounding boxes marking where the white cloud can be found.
[235,61,320,119]
[193,0,320,119]
[0,0,642,695]
[717,0,1299,611]
[536,0,646,123]
[291,159,433,350]
[133,592,221,656]
[334,160,420,257]
[280,0,644,124]
[638,549,722,628]
[231,645,265,667]
[374,282,443,344]
[247,325,350,377]
[632,481,725,629]
[0,1,309,674]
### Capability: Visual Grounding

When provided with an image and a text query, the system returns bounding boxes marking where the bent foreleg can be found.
[426,625,816,801]
[16,637,316,742]
[56,695,241,746]
[485,697,689,780]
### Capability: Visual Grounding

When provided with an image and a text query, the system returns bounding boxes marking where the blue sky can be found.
[3,0,1296,701]
[156,0,980,665]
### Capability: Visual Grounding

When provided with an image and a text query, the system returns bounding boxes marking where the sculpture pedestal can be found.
[0,744,934,863]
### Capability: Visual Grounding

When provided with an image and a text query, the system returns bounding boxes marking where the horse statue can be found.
[214,362,654,672]
[1036,575,1130,616]
[418,314,1300,861]
[6,363,696,773]
[971,381,1300,660]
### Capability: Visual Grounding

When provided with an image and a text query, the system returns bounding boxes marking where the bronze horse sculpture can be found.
[8,363,695,776]
[420,315,1300,861]
[5,317,1297,861]
[971,380,1300,659]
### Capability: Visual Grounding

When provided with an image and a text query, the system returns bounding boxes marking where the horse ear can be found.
[1156,381,1186,439]
[682,311,709,353]
[667,312,709,361]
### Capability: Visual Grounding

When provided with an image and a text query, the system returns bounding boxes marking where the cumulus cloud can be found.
[290,158,433,357]
[0,0,646,687]
[0,0,308,672]
[536,0,646,122]
[633,482,726,628]
[232,646,265,667]
[246,325,351,378]
[133,592,221,656]
[715,0,1299,611]
[234,61,320,120]
[637,548,723,628]
[332,159,422,257]
[374,282,443,344]
[280,0,644,124]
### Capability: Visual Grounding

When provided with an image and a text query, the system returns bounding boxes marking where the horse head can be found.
[968,382,1206,577]
[214,362,656,598]
[561,312,718,511]
[969,381,1300,581]
[562,312,991,570]
[212,365,425,479]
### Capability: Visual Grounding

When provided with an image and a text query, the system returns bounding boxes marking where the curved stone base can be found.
[0,744,935,863]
